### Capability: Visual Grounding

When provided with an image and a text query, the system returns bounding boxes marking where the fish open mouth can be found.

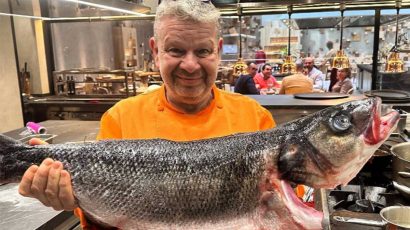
[363,98,400,145]
[275,180,323,229]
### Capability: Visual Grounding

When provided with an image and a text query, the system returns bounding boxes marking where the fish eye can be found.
[329,112,352,133]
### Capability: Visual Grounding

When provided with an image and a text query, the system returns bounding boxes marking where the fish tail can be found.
[0,134,32,183]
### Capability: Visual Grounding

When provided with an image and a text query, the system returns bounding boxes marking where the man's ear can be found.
[218,38,223,54]
[149,37,160,68]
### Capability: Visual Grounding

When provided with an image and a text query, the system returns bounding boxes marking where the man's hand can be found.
[18,138,77,211]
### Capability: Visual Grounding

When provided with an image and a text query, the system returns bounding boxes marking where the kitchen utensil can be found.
[333,206,410,229]
[391,142,410,200]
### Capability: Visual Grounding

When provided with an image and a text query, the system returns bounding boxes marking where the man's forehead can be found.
[161,35,216,47]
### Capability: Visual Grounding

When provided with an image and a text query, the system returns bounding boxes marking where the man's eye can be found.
[196,49,212,57]
[166,48,185,57]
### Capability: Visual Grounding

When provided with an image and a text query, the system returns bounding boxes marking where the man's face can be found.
[248,64,258,77]
[304,58,314,71]
[150,16,222,105]
[262,65,272,79]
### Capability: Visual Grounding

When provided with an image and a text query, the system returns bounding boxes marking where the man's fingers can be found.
[45,161,64,210]
[29,138,48,146]
[19,165,38,197]
[31,158,54,207]
[59,170,77,210]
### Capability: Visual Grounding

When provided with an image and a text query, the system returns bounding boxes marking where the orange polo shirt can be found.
[74,85,275,229]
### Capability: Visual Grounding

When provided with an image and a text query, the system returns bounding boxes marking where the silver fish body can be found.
[0,98,400,229]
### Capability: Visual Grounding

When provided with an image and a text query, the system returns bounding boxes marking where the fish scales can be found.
[4,132,278,223]
[0,98,401,229]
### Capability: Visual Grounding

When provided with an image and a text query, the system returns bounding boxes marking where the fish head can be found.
[278,97,400,188]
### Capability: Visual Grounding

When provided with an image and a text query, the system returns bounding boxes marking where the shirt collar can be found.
[157,84,223,113]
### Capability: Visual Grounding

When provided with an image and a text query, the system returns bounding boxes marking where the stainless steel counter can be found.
[248,94,368,108]
[0,120,100,230]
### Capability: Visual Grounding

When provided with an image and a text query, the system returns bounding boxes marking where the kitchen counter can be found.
[248,94,367,108]
[24,94,410,124]
[0,120,100,230]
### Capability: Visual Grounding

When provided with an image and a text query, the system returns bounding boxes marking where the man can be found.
[253,63,281,91]
[18,0,275,228]
[234,62,259,94]
[304,57,325,91]
[278,60,313,95]
[254,46,266,65]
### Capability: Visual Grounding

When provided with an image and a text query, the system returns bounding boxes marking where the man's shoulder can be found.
[311,67,324,77]
[239,74,252,80]
[253,73,263,79]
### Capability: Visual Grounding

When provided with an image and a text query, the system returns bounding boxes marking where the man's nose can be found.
[180,52,200,73]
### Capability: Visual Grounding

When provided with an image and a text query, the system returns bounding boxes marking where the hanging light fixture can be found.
[281,5,296,74]
[385,0,404,73]
[232,6,248,77]
[332,3,350,69]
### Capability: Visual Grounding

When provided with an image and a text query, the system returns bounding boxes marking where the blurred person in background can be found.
[279,60,313,95]
[331,67,353,94]
[255,45,266,65]
[253,63,281,94]
[304,57,325,91]
[234,62,259,94]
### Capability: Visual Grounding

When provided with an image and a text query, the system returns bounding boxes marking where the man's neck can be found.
[166,91,214,114]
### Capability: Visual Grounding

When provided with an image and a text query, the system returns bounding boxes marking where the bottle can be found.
[23,73,31,95]
[71,76,76,95]
[57,76,64,94]
[66,76,72,95]
[67,76,75,95]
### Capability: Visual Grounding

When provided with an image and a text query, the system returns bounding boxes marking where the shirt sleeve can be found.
[96,110,122,140]
[253,76,260,89]
[246,77,260,94]
[340,80,353,94]
[259,108,276,130]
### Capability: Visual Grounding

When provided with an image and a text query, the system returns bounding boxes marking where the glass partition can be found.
[376,9,410,91]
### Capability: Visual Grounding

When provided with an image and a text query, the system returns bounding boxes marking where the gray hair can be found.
[154,0,221,40]
[295,59,304,71]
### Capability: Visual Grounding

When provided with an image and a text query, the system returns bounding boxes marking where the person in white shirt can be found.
[304,57,325,91]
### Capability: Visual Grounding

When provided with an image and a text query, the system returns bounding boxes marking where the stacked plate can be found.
[364,90,410,103]
[294,93,349,100]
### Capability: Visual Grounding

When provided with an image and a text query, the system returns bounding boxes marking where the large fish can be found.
[0,98,400,230]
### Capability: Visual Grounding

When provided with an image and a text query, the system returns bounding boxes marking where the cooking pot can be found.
[333,206,410,229]
[391,142,410,199]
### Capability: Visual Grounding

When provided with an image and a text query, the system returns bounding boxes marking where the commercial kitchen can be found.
[1,0,410,229]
